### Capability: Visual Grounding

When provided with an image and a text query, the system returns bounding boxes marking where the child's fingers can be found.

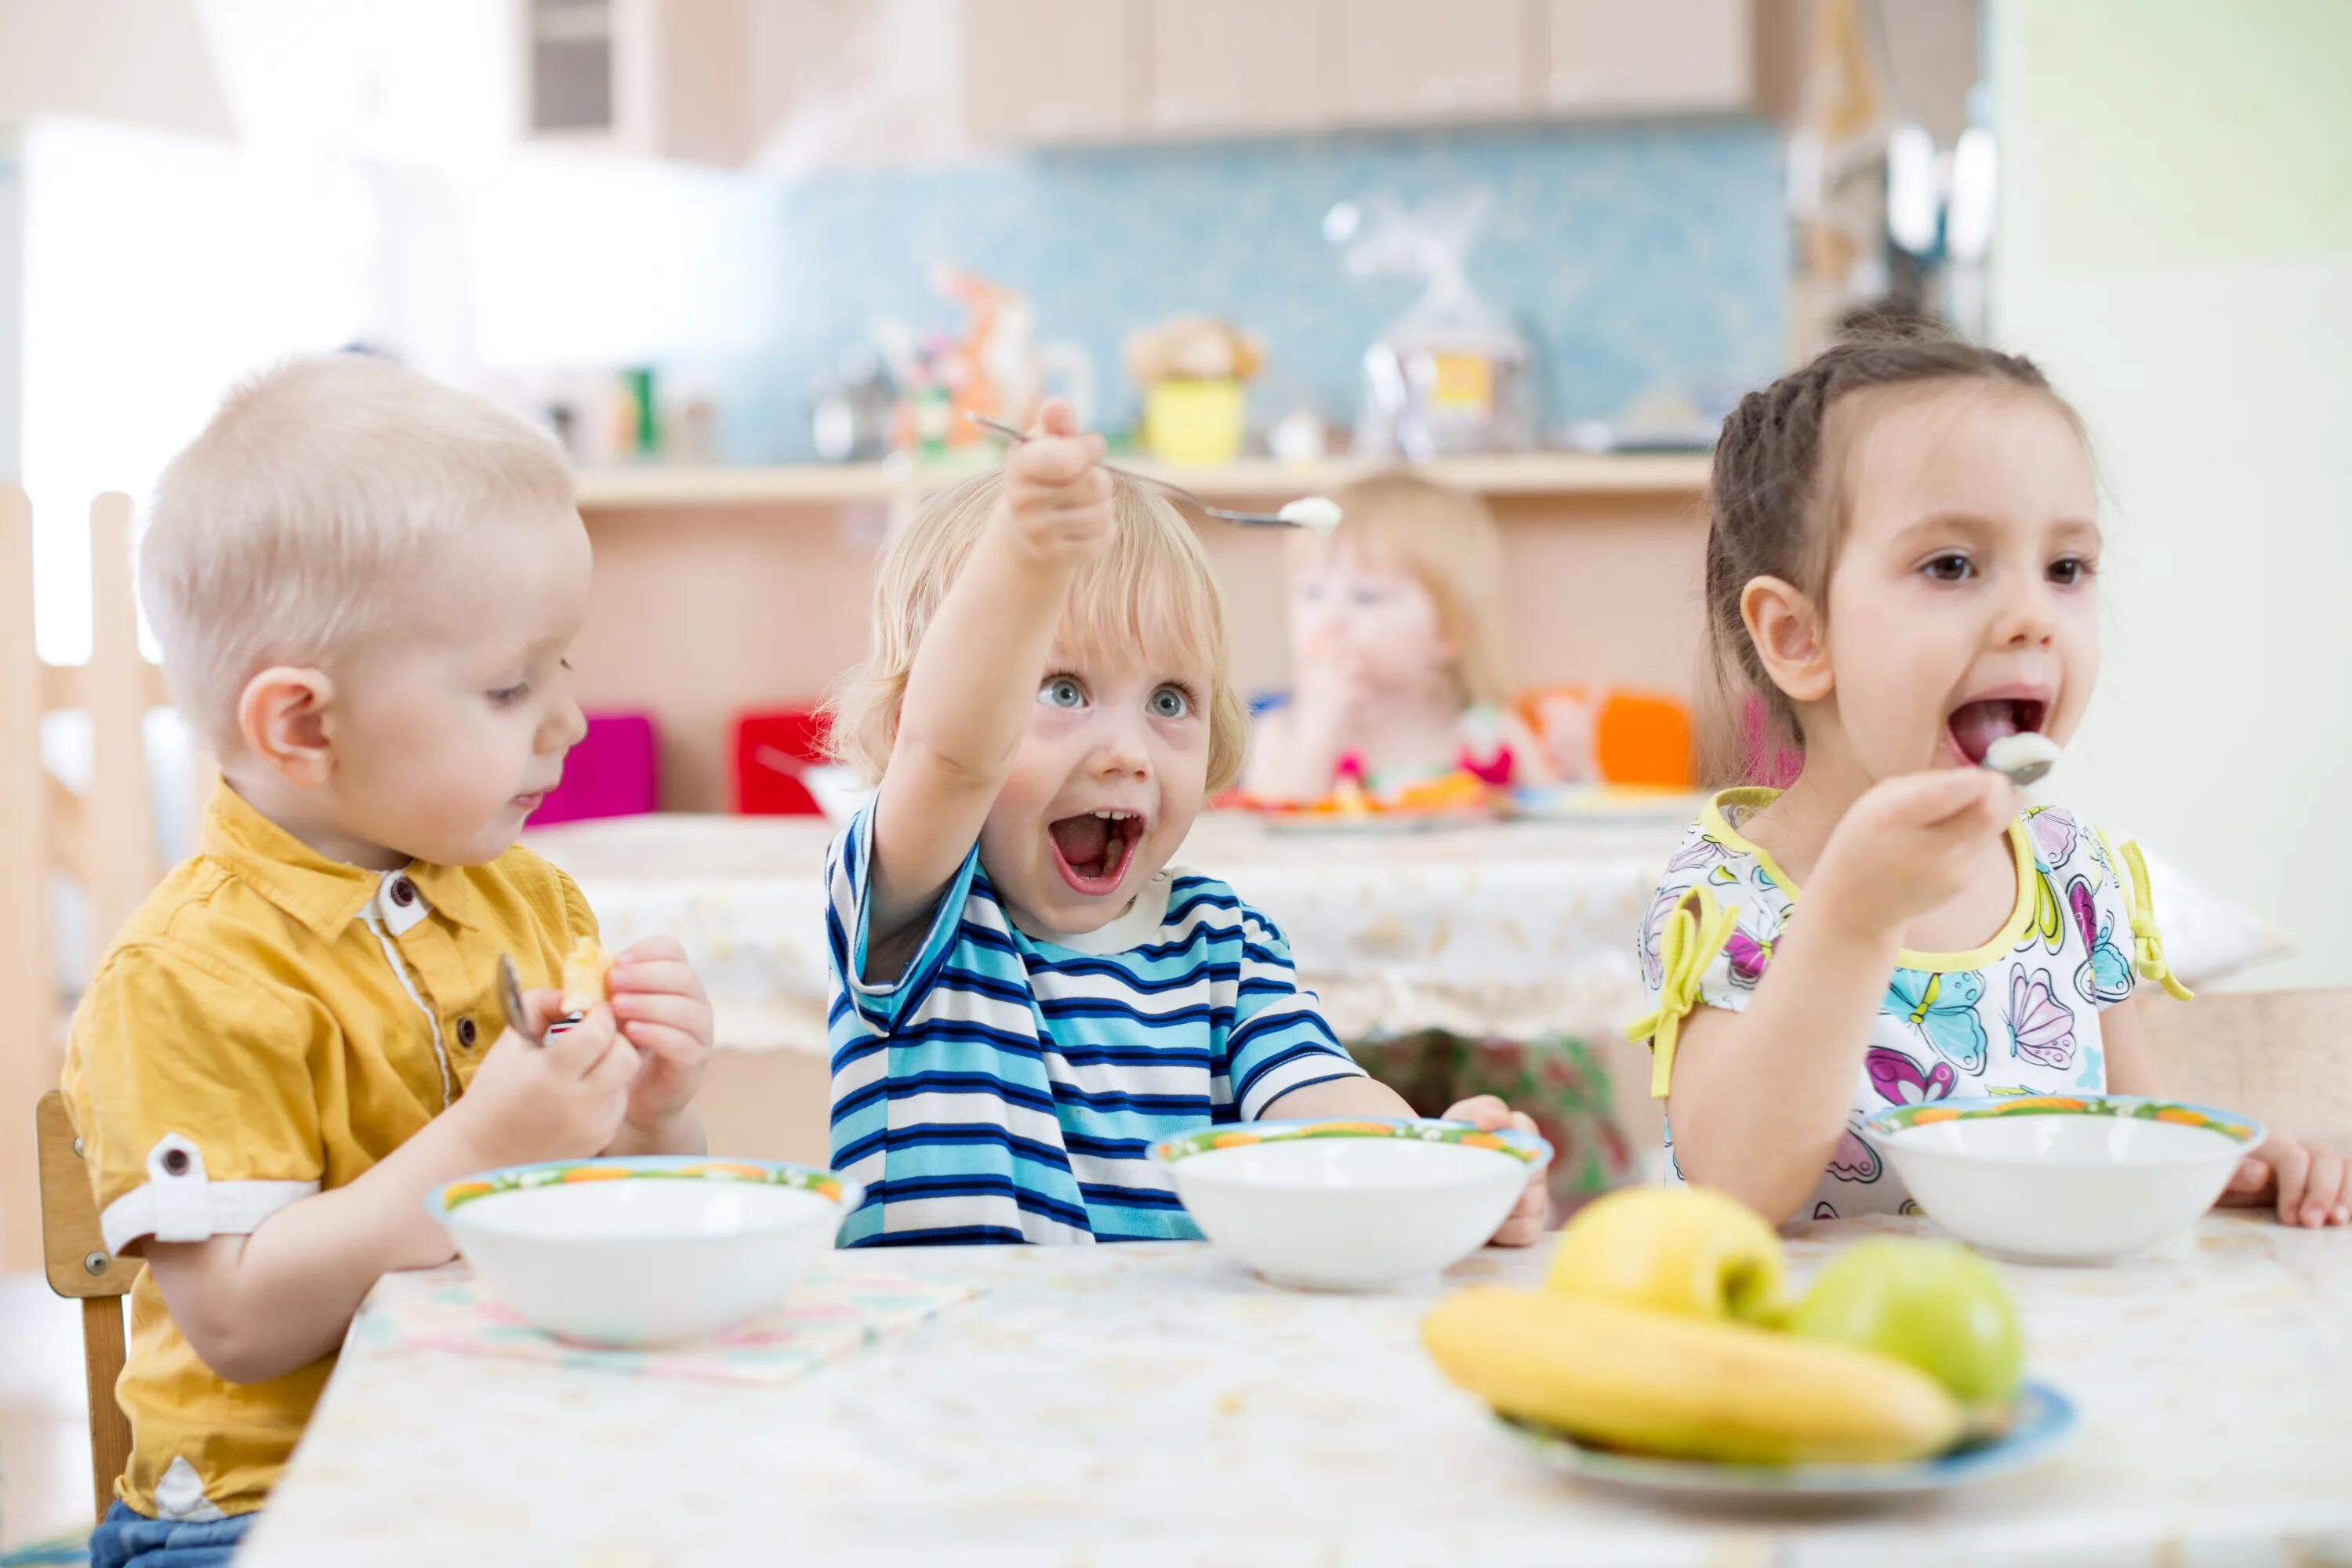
[1442,1094,1511,1130]
[584,1033,644,1096]
[1009,432,1104,488]
[619,1020,709,1071]
[2267,1141,2313,1225]
[517,986,568,1038]
[2301,1150,2349,1228]
[2214,1156,2275,1207]
[1491,1183,1549,1247]
[609,956,703,1000]
[1878,768,2010,830]
[617,935,688,967]
[1031,396,1078,438]
[611,989,712,1041]
[541,1004,619,1073]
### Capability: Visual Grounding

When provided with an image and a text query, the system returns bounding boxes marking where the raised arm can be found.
[863,401,1112,967]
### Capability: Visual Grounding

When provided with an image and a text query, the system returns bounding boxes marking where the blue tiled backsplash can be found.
[731,121,1786,462]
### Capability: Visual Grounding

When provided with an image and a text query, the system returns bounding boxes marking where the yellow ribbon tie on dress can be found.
[2119,840,2194,1001]
[1625,887,1740,1099]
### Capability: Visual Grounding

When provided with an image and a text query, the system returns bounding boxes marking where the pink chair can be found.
[531,713,660,825]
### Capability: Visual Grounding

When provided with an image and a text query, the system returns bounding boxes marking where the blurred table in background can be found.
[522,808,2280,1171]
[526,807,1693,1050]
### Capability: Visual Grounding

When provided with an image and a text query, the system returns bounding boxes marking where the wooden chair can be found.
[2,485,175,1271]
[36,1087,143,1523]
[2140,987,2352,1149]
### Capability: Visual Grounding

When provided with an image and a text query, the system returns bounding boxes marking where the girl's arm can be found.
[865,402,1110,959]
[1665,922,1897,1221]
[1496,710,1558,785]
[1242,708,1347,802]
[1664,769,2016,1224]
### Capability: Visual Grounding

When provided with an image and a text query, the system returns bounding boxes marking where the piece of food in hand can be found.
[1276,495,1342,532]
[560,938,617,1014]
[1982,730,2061,786]
[1424,1287,1962,1465]
[1788,1238,2024,1409]
[1545,1185,1787,1324]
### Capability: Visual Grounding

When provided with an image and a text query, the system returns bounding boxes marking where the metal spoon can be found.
[1982,731,2060,788]
[498,954,543,1047]
[965,412,1332,530]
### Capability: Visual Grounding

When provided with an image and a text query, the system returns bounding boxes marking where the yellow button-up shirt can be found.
[60,782,598,1521]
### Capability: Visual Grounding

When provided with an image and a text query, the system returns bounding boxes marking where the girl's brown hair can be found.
[1700,333,2079,783]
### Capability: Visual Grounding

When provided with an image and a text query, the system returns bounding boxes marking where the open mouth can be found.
[1047,809,1145,897]
[1947,697,2048,765]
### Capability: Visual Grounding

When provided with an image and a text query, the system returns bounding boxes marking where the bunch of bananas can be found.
[1422,1188,2024,1466]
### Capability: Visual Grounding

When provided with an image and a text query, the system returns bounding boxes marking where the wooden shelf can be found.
[572,451,1713,510]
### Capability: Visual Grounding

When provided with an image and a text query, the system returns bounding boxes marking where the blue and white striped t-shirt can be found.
[825,805,1366,1246]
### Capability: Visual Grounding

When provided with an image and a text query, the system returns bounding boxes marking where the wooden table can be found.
[241,1214,2352,1566]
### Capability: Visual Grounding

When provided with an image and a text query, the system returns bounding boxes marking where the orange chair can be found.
[1518,684,1694,790]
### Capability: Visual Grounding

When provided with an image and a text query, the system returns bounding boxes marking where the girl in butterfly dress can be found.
[1630,334,2349,1228]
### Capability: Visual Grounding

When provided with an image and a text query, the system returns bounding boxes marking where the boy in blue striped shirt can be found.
[821,401,1548,1246]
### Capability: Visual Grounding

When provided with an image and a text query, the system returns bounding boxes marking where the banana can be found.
[1423,1287,1963,1466]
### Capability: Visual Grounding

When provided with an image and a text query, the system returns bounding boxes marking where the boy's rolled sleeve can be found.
[64,942,325,1256]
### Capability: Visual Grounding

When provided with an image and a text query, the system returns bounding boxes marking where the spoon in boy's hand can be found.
[966,412,1341,532]
[1982,731,2060,788]
[497,953,543,1047]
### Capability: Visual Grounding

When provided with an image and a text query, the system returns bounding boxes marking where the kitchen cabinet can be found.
[520,0,753,163]
[965,0,1143,143]
[1541,0,1753,114]
[1143,0,1328,136]
[1327,0,1533,125]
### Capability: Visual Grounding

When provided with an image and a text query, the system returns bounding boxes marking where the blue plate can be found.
[1501,1379,2077,1499]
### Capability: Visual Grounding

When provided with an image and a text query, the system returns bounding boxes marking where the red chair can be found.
[735,709,832,815]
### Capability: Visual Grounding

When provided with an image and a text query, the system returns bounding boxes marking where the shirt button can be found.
[389,876,416,909]
[457,1016,478,1048]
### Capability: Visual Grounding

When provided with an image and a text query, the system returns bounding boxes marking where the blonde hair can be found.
[1292,471,1514,708]
[140,354,577,753]
[827,471,1250,793]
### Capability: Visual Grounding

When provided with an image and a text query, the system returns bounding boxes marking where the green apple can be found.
[1788,1238,2024,1406]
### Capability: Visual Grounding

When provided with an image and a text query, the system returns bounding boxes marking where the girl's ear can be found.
[1740,576,1833,706]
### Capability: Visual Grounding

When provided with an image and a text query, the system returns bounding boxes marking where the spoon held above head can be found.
[965,412,1341,532]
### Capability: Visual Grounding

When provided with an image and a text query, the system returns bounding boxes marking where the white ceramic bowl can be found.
[1151,1119,1549,1290]
[1862,1095,2264,1264]
[428,1156,861,1346]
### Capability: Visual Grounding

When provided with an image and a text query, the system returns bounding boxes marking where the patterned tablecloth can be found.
[522,809,2281,1055]
[240,1214,2352,1567]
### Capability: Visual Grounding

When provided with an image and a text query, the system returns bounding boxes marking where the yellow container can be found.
[1144,379,1245,466]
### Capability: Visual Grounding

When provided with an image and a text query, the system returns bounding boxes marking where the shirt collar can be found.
[201,781,482,938]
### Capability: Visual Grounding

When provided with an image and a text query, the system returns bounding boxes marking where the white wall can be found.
[1991,0,2352,988]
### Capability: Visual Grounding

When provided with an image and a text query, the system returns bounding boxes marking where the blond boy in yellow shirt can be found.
[60,355,715,1561]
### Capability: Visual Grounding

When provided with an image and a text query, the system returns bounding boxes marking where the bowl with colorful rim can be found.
[1860,1095,2264,1265]
[427,1156,862,1347]
[1149,1118,1551,1291]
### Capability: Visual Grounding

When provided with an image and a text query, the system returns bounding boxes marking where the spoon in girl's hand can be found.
[1982,731,2061,788]
[966,412,1341,532]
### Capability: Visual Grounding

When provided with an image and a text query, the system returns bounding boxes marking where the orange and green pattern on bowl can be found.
[435,1158,854,1214]
[1152,1118,1549,1167]
[1867,1094,2262,1146]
